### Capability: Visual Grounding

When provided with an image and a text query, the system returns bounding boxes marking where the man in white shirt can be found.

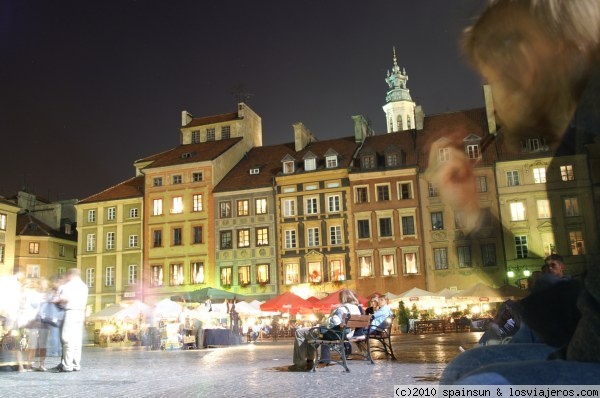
[51,268,88,372]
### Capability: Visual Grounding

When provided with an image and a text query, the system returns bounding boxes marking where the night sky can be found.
[1,0,487,201]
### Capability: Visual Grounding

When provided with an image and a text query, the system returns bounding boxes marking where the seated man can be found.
[288,289,361,371]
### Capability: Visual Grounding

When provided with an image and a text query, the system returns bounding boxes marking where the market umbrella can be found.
[312,289,369,312]
[182,287,246,302]
[390,287,446,310]
[153,299,183,320]
[452,283,504,304]
[88,303,126,322]
[260,291,312,315]
[113,301,152,321]
[497,284,529,300]
[306,296,320,304]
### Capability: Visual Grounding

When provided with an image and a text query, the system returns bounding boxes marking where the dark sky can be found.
[1,0,487,201]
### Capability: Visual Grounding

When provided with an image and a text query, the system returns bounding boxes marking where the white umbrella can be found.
[114,301,151,321]
[88,303,126,322]
[154,299,183,321]
[390,287,446,310]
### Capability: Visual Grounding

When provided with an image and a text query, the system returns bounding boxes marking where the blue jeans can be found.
[441,344,600,385]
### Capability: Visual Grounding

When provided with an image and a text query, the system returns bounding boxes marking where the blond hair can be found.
[339,289,359,305]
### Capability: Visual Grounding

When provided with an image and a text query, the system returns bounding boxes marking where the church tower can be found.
[382,47,417,133]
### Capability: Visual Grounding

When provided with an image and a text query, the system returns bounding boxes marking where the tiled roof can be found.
[140,138,243,169]
[213,143,296,193]
[354,130,418,169]
[0,197,20,209]
[288,136,360,170]
[78,175,144,204]
[415,108,497,168]
[16,213,77,241]
[184,112,239,128]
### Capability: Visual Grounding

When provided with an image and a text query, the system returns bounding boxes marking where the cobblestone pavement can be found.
[0,332,482,398]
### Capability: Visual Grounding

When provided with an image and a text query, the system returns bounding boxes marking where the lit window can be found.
[26,265,40,278]
[191,262,204,284]
[193,194,203,212]
[283,161,295,174]
[308,262,322,283]
[237,229,250,248]
[153,199,163,216]
[257,264,270,284]
[304,158,316,171]
[382,254,397,275]
[220,267,233,286]
[171,196,183,214]
[170,264,184,286]
[533,167,546,184]
[0,213,6,230]
[151,265,163,287]
[561,165,574,181]
[404,252,418,274]
[29,242,40,254]
[569,231,586,255]
[237,200,249,216]
[330,259,345,281]
[359,255,373,277]
[537,199,551,219]
[256,227,269,246]
[255,198,267,214]
[285,263,300,285]
[238,266,250,286]
[510,202,526,221]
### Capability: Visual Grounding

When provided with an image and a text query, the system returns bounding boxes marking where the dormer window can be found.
[303,151,317,171]
[281,154,296,174]
[466,144,480,159]
[464,134,482,159]
[384,145,401,167]
[249,168,260,175]
[324,148,339,169]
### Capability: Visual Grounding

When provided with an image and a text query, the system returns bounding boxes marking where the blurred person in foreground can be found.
[433,0,600,384]
[50,268,88,373]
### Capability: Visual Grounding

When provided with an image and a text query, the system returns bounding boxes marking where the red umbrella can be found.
[260,291,313,315]
[306,296,320,304]
[313,289,369,313]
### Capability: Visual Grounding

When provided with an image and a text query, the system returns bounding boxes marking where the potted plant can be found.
[398,301,410,333]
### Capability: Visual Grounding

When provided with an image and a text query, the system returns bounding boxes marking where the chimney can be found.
[483,85,497,135]
[292,122,316,151]
[352,115,371,143]
[181,110,193,127]
[415,105,425,131]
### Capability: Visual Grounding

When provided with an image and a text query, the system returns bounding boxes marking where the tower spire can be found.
[382,47,417,133]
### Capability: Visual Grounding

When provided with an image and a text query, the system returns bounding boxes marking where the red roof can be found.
[79,176,144,204]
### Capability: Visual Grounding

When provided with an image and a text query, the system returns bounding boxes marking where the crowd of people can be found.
[0,267,88,373]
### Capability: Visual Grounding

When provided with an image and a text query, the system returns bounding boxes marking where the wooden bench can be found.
[307,313,373,372]
[368,315,396,360]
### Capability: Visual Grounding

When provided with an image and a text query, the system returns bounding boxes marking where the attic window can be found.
[283,161,295,174]
[304,158,316,171]
[249,168,260,175]
[181,152,196,159]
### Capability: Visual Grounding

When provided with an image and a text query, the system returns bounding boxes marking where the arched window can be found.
[407,115,412,129]
[397,115,403,131]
